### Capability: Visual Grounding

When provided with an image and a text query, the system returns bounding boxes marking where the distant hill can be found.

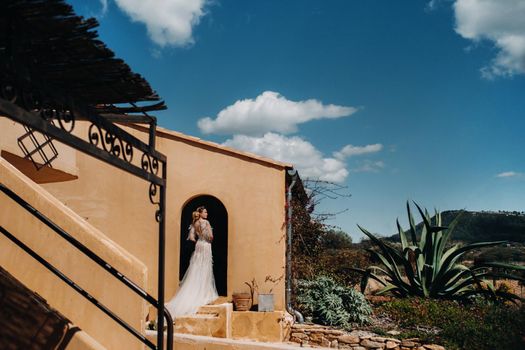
[385,210,525,244]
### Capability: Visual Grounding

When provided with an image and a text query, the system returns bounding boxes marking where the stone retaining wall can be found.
[289,324,445,350]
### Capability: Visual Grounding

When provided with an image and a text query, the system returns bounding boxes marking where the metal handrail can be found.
[0,184,173,349]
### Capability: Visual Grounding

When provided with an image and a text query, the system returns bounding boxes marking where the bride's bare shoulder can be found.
[199,218,212,228]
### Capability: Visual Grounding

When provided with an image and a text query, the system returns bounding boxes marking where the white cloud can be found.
[114,0,208,47]
[496,171,522,178]
[453,0,525,78]
[223,133,349,183]
[425,0,442,12]
[99,0,108,16]
[351,160,385,173]
[333,143,383,160]
[198,91,357,136]
[150,47,163,59]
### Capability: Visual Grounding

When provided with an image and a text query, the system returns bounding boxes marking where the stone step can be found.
[196,303,231,316]
[210,296,229,305]
[174,313,224,337]
[173,303,232,338]
[178,314,218,319]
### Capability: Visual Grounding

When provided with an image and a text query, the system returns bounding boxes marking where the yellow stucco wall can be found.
[0,116,290,349]
[231,311,288,342]
[0,158,148,350]
[153,126,289,310]
[0,118,290,312]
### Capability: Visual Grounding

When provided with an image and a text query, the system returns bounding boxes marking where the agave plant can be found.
[354,202,525,301]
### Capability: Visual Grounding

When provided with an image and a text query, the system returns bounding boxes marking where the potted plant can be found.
[232,292,252,311]
[236,277,277,312]
[232,280,254,311]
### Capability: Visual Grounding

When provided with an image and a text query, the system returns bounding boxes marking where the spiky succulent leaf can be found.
[406,201,418,245]
[397,219,408,250]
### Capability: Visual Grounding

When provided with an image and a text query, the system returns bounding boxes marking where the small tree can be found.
[290,179,351,281]
[291,179,373,288]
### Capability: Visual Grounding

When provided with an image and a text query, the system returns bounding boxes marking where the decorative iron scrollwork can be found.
[88,124,133,163]
[149,182,162,222]
[56,109,75,133]
[141,152,159,175]
[39,108,76,133]
[149,182,159,205]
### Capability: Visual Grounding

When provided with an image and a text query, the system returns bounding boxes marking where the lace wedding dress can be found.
[165,219,218,318]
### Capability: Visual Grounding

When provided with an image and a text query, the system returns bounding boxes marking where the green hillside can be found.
[386,210,525,244]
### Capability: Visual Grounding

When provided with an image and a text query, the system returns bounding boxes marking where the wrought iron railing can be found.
[0,183,173,350]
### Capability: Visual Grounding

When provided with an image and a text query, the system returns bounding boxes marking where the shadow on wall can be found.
[180,195,228,296]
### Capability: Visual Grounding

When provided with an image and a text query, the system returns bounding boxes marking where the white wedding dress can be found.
[165,219,218,318]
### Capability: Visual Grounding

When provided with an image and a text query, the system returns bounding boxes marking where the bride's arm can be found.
[187,225,196,242]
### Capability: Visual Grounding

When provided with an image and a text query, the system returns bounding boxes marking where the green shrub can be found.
[295,276,372,329]
[316,248,371,287]
[377,298,525,350]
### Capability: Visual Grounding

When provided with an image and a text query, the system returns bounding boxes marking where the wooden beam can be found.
[95,101,167,114]
[78,113,154,124]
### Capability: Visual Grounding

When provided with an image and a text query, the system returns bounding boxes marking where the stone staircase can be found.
[173,303,232,338]
[175,303,288,341]
[147,300,291,346]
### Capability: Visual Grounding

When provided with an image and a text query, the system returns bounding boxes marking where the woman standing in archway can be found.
[166,206,218,317]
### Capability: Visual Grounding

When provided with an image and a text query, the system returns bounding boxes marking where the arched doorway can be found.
[180,195,228,296]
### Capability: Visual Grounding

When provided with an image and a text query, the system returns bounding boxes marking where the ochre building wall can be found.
[5,120,291,311]
[0,116,290,325]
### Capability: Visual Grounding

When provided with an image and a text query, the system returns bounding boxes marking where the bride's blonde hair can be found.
[192,206,206,235]
[192,211,200,225]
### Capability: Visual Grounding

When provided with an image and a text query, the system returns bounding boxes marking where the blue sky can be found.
[68,0,525,241]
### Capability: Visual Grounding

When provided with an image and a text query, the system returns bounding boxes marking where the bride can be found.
[166,206,218,318]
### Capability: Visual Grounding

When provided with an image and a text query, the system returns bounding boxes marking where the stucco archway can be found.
[180,195,228,296]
